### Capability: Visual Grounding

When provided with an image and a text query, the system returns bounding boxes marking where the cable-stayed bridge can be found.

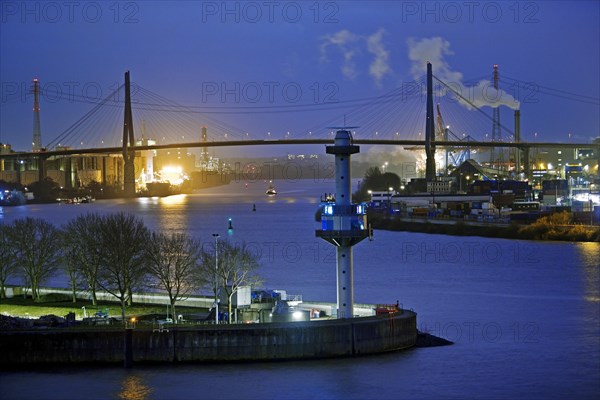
[1,67,598,196]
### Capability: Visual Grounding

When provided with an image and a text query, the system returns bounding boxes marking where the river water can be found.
[1,179,599,399]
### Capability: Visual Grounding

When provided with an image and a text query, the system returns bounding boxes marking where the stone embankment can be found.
[0,311,417,366]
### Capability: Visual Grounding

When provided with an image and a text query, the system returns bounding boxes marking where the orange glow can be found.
[159,165,186,185]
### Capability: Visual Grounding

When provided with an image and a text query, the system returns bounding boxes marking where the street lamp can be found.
[212,233,220,324]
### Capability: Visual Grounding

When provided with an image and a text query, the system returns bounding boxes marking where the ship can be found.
[266,182,277,196]
[145,181,172,197]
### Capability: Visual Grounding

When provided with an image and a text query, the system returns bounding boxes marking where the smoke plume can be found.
[367,29,391,87]
[320,29,392,86]
[407,37,520,110]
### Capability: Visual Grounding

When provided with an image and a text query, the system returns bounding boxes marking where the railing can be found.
[374,303,402,315]
[11,286,215,308]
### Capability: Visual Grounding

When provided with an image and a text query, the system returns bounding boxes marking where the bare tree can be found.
[145,232,206,322]
[199,240,221,322]
[62,245,84,303]
[9,217,61,300]
[0,223,19,299]
[95,213,149,322]
[218,241,262,324]
[62,214,104,305]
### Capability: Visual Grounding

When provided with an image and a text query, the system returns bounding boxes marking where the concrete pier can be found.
[0,311,417,365]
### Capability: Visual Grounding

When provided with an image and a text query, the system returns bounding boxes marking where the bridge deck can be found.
[1,139,597,159]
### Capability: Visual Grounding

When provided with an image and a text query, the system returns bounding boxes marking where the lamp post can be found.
[212,233,220,324]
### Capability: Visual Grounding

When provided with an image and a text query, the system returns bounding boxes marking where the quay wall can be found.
[0,312,416,365]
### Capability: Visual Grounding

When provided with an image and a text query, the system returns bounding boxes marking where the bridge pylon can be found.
[122,71,136,197]
[32,78,42,152]
[425,62,436,181]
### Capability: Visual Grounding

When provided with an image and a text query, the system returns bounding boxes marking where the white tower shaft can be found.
[316,129,369,319]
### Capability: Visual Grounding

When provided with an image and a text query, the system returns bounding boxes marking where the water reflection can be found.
[142,194,190,234]
[159,194,188,206]
[577,242,600,303]
[118,374,153,400]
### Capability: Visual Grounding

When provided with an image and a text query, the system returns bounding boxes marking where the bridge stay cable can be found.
[36,72,598,152]
[302,77,426,139]
[45,84,124,149]
[132,86,248,141]
[501,75,600,105]
[433,75,516,141]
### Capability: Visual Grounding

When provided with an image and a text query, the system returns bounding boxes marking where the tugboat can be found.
[266,181,277,196]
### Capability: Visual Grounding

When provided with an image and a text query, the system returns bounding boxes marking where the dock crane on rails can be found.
[436,104,477,175]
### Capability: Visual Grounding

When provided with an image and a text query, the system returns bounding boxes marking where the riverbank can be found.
[368,213,600,242]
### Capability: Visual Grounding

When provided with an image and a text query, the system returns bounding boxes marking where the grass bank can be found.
[369,213,600,242]
[0,294,206,320]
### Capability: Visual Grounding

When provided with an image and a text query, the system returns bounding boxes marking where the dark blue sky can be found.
[1,1,598,157]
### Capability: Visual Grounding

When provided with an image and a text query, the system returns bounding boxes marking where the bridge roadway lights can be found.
[316,130,369,319]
